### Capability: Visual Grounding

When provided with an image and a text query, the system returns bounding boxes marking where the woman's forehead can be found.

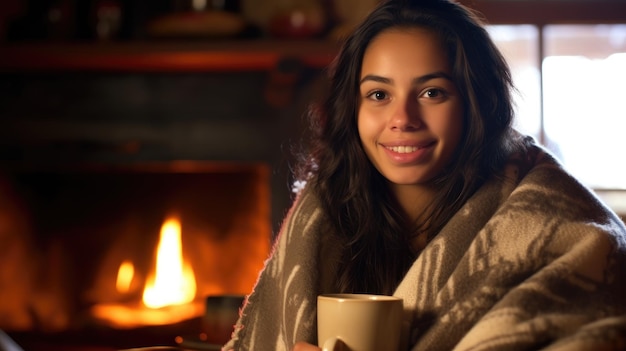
[361,28,451,78]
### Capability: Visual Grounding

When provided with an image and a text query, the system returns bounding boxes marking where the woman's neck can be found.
[389,183,437,223]
[389,183,436,252]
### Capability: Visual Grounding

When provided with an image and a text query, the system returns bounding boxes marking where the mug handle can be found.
[322,337,346,351]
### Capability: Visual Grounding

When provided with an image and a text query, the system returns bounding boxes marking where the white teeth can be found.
[388,146,418,153]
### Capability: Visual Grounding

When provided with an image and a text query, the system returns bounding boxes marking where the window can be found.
[543,25,626,190]
[487,25,626,188]
[487,23,626,214]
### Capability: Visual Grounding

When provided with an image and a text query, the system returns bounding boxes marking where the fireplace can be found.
[0,161,272,350]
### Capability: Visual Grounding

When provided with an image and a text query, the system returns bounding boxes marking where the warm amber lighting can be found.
[143,217,197,308]
[116,260,135,293]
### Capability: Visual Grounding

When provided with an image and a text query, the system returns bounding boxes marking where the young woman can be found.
[224,0,626,350]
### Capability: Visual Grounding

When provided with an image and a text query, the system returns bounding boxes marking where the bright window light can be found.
[543,25,626,189]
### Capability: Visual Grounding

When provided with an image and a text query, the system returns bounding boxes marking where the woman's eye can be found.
[367,90,387,101]
[421,88,445,99]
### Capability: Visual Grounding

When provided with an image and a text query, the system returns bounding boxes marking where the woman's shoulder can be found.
[276,180,328,240]
[499,132,572,185]
[498,133,626,238]
[289,180,322,216]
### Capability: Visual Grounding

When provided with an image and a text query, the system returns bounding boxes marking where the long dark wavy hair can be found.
[295,0,519,295]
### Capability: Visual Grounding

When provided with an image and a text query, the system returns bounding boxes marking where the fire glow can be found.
[91,216,203,328]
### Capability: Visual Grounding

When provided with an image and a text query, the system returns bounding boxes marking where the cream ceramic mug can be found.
[317,293,404,351]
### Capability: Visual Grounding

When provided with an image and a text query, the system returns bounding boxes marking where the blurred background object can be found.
[5,0,74,41]
[145,0,250,39]
[92,0,123,40]
[241,0,328,38]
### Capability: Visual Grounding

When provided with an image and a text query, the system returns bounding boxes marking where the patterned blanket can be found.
[224,140,626,351]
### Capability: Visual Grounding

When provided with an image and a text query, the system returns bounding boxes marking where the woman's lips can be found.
[386,145,419,153]
[382,141,435,163]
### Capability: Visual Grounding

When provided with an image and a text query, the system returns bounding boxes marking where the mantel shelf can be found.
[0,40,341,73]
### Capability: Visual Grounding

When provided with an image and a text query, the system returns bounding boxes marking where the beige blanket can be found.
[224,140,626,351]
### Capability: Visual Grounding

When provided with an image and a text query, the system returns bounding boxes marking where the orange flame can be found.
[142,217,197,308]
[91,216,202,328]
[116,260,134,293]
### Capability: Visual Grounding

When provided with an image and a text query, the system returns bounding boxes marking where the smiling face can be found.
[358,27,464,195]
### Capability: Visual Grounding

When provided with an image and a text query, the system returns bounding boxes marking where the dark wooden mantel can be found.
[0,40,340,73]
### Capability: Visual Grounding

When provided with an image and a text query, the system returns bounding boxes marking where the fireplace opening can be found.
[0,161,272,350]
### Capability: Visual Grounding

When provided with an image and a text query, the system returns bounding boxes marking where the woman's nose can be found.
[389,99,421,131]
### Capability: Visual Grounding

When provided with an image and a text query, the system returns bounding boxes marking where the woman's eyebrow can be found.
[359,71,453,86]
[360,74,391,85]
[412,71,454,84]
